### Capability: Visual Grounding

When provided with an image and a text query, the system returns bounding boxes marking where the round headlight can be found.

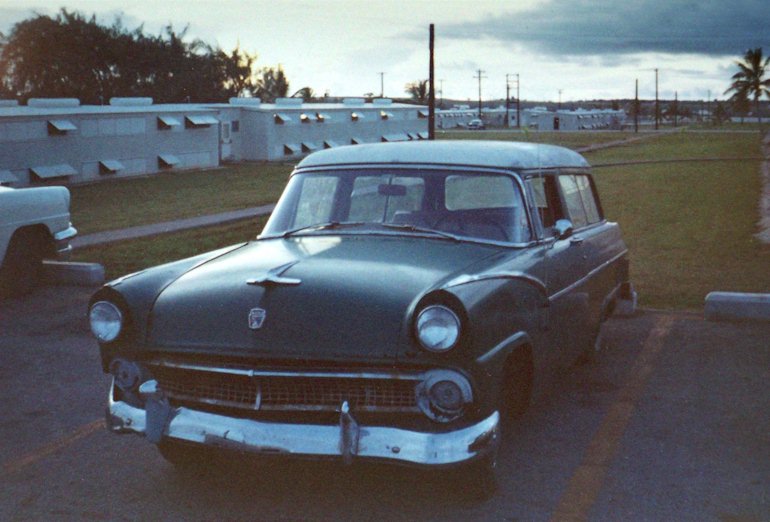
[416,305,460,352]
[89,301,123,342]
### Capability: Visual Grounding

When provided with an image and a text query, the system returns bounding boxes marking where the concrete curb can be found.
[704,292,770,323]
[43,261,105,287]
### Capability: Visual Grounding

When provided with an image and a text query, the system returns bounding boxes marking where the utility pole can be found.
[428,24,435,140]
[506,74,520,129]
[378,72,385,98]
[505,74,511,128]
[474,69,486,118]
[516,73,520,129]
[674,91,678,127]
[654,68,659,131]
[634,78,639,133]
[558,89,562,110]
[707,89,711,125]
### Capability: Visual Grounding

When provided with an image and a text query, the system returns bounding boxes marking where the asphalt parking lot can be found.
[1,285,768,521]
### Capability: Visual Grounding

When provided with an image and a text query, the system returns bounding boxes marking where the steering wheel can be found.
[433,214,509,241]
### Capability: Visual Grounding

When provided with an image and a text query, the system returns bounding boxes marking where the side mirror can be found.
[553,219,574,240]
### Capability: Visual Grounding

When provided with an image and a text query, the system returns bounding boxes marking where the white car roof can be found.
[296,140,589,171]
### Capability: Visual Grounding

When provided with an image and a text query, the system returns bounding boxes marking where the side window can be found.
[557,175,588,228]
[575,175,602,224]
[292,176,339,228]
[527,176,564,229]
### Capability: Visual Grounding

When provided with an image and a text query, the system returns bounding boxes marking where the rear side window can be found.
[557,174,602,228]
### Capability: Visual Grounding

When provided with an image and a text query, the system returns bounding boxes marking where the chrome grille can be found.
[149,364,420,413]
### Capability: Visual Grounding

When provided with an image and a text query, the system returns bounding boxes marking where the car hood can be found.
[147,235,500,361]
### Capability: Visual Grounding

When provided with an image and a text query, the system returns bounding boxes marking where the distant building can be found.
[0,97,427,187]
[521,108,626,131]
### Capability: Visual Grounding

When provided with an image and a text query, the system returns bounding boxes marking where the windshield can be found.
[261,169,532,244]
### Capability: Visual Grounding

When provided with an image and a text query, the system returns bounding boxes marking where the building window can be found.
[30,164,77,182]
[231,120,240,132]
[185,115,218,128]
[47,120,77,135]
[157,116,181,130]
[283,143,301,155]
[99,160,124,175]
[274,113,292,124]
[158,154,181,169]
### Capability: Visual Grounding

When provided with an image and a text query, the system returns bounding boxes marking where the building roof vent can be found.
[275,98,303,107]
[229,97,262,106]
[109,97,153,106]
[28,98,80,108]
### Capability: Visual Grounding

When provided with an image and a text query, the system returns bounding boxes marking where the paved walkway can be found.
[72,204,275,248]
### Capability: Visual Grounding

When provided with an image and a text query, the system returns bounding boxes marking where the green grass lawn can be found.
[586,132,770,309]
[71,130,770,310]
[73,217,268,280]
[437,129,635,150]
[69,162,291,235]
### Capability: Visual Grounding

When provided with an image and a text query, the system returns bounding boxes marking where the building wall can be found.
[0,98,428,186]
[0,103,219,186]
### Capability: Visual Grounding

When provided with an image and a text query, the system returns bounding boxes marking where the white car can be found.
[0,186,77,297]
[467,118,485,130]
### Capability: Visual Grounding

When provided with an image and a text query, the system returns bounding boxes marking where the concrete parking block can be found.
[43,261,105,286]
[705,291,770,323]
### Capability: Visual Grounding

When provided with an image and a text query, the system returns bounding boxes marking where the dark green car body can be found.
[91,141,634,471]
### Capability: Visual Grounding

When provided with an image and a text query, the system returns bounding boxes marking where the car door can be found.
[526,173,591,368]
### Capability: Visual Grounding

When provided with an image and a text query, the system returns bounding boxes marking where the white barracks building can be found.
[0,97,428,187]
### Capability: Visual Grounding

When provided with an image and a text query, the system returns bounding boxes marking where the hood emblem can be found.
[248,308,267,330]
[247,261,301,286]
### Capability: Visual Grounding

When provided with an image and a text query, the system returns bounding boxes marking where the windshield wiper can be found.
[378,223,461,242]
[281,221,368,238]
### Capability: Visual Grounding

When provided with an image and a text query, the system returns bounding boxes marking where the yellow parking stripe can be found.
[2,419,103,475]
[550,315,674,522]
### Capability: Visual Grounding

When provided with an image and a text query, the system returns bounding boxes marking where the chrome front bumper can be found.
[106,382,500,467]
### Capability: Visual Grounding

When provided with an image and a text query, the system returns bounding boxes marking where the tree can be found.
[0,9,261,103]
[254,66,289,102]
[712,100,728,126]
[724,47,770,128]
[291,86,315,102]
[405,80,429,103]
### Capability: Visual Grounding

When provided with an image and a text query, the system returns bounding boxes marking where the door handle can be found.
[570,236,584,246]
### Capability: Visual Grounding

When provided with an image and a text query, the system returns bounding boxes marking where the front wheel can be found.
[0,231,45,298]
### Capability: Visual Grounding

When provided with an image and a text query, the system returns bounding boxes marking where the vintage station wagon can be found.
[90,140,634,485]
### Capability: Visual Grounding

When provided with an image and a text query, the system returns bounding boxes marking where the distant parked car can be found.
[0,186,77,297]
[90,140,634,493]
[467,118,485,130]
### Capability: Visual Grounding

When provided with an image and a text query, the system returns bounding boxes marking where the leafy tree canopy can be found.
[0,9,290,104]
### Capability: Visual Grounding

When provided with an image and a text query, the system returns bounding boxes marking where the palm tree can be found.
[724,47,770,129]
[405,80,429,103]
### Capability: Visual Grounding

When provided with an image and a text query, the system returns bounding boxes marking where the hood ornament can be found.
[246,261,301,286]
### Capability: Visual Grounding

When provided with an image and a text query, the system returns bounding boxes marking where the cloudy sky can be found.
[1,0,768,103]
